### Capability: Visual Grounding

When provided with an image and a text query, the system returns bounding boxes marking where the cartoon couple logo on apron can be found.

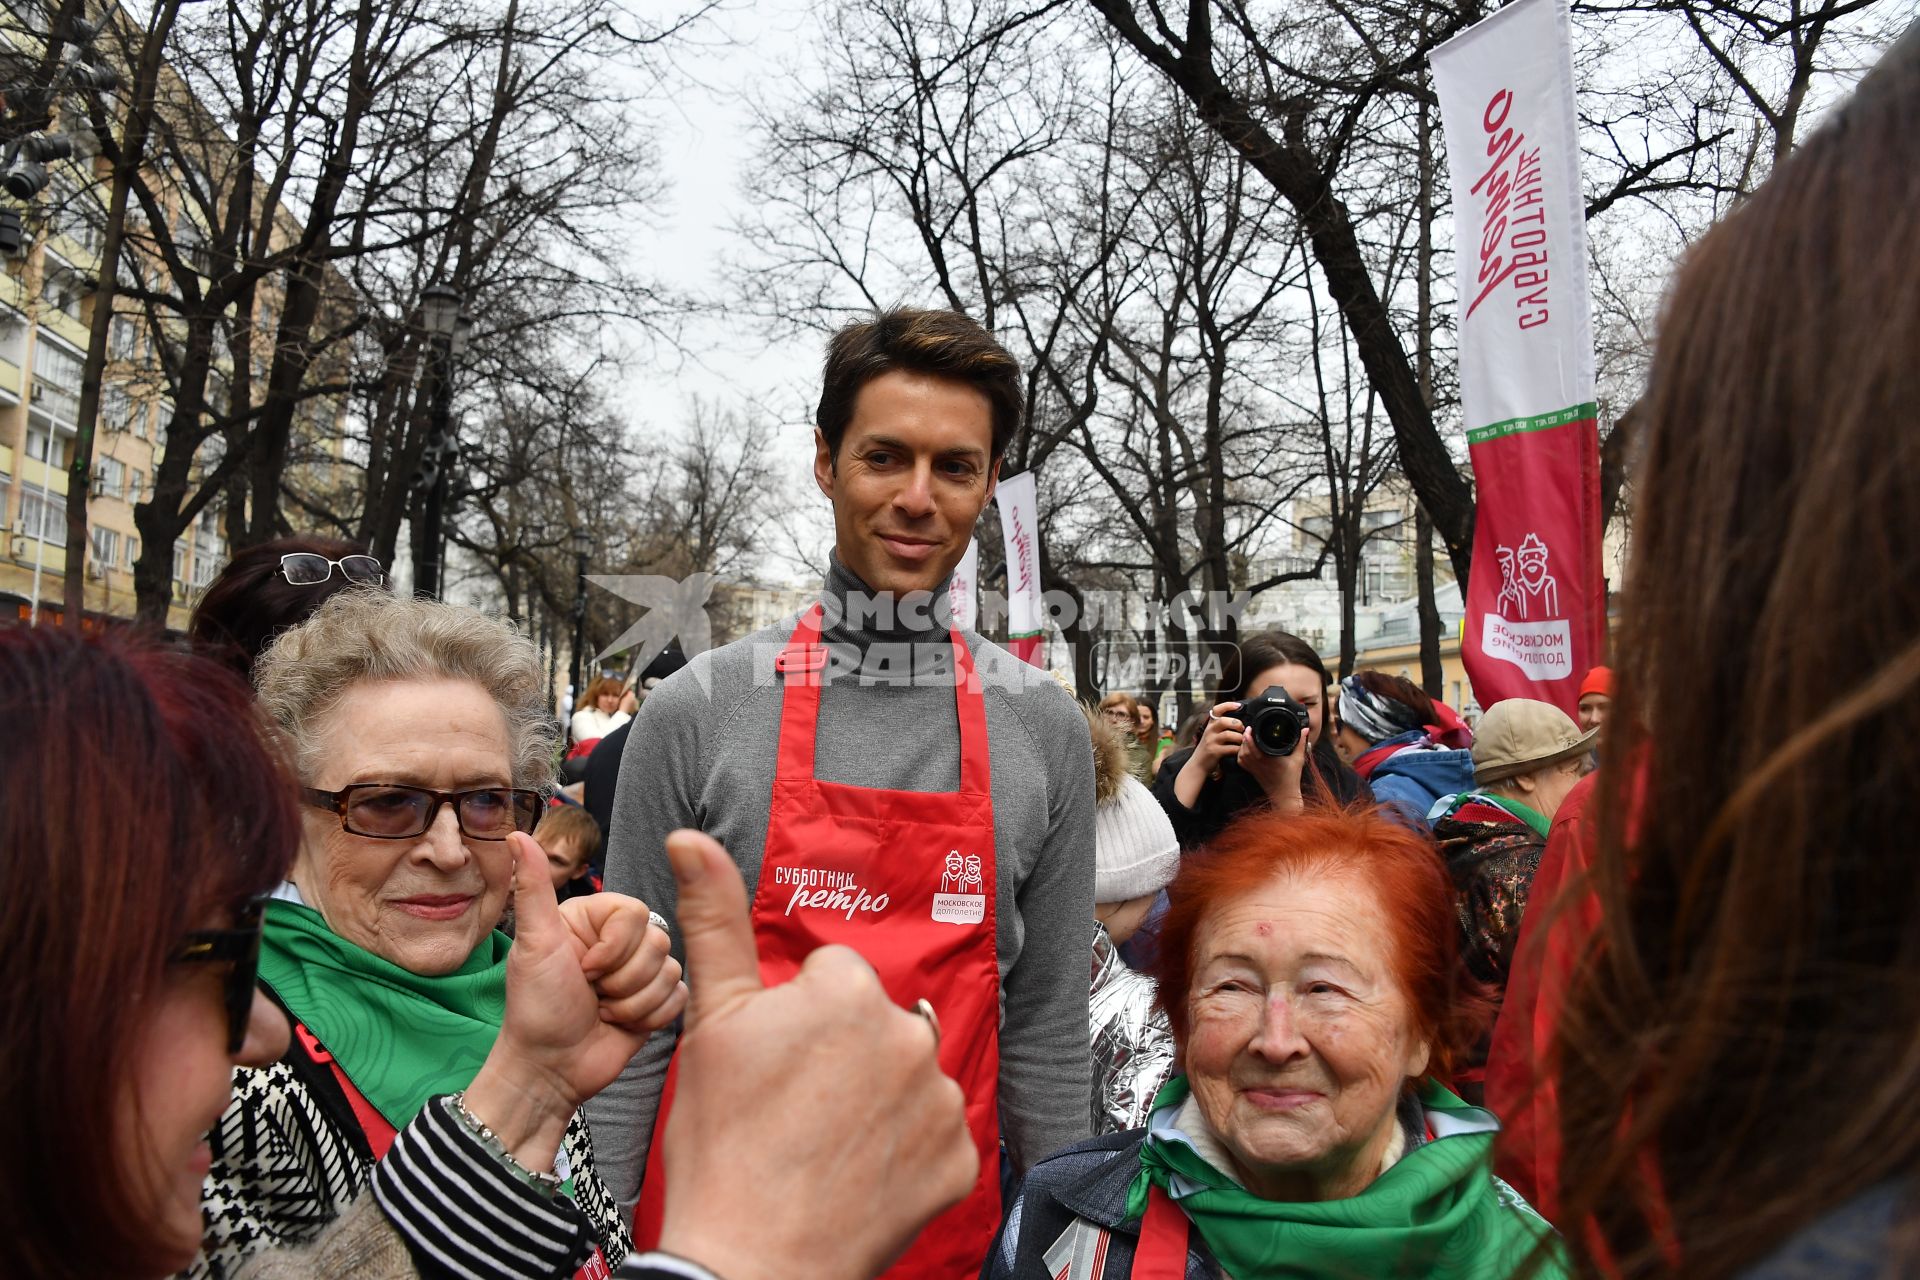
[635,605,1004,1279]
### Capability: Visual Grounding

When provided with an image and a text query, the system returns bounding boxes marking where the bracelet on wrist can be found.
[445,1091,570,1195]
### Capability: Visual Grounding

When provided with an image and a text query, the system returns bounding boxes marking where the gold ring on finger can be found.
[912,997,941,1049]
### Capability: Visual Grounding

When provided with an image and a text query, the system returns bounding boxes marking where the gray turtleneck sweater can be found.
[584,558,1096,1209]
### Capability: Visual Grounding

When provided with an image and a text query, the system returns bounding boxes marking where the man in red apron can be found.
[589,308,1098,1279]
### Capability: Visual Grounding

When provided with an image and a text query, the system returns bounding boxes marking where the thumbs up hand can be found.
[657,829,979,1280]
[463,831,685,1177]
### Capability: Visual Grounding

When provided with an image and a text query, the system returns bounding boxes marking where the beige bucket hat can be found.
[1472,698,1599,785]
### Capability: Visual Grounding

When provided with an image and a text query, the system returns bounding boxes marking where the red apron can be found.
[635,605,1004,1278]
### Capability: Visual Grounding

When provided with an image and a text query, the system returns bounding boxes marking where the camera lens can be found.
[1242,686,1306,757]
[1254,713,1292,754]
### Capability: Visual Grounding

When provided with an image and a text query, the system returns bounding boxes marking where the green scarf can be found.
[257,899,510,1131]
[1125,1077,1567,1280]
[1437,790,1552,838]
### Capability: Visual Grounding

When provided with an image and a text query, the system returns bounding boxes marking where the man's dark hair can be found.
[815,307,1023,462]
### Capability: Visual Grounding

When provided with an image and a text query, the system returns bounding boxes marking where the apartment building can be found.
[0,12,350,629]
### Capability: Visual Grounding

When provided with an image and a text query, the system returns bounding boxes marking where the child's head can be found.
[533,805,602,892]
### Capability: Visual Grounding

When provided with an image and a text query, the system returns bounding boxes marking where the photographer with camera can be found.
[1150,632,1369,851]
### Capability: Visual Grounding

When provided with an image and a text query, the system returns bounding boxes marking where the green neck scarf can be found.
[1125,1077,1566,1280]
[257,899,510,1131]
[1438,790,1552,838]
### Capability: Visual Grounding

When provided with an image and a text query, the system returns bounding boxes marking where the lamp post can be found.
[568,527,592,722]
[411,283,472,600]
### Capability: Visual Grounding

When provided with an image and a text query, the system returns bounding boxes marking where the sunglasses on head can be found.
[168,893,269,1054]
[278,553,383,587]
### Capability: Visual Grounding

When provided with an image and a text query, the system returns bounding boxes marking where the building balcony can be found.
[47,224,104,272]
[0,356,21,406]
[27,379,79,426]
[38,308,91,355]
[6,538,65,575]
[18,454,68,495]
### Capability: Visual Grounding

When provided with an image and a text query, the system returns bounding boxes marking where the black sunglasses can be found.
[303,783,542,842]
[278,552,384,587]
[169,893,269,1054]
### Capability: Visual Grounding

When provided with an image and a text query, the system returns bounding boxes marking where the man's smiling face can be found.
[814,369,1000,597]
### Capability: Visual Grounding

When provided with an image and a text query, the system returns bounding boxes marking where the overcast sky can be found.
[609,0,836,584]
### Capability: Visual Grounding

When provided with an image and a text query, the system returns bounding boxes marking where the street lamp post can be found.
[412,283,472,600]
[568,527,592,723]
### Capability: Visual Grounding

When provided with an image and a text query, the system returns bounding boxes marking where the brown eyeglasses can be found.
[170,893,269,1053]
[302,783,542,841]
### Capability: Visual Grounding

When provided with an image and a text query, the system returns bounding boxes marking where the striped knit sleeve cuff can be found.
[371,1094,595,1280]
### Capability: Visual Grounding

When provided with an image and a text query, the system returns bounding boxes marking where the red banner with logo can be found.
[1434,0,1604,715]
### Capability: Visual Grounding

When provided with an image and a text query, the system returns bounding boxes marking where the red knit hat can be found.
[1578,666,1613,700]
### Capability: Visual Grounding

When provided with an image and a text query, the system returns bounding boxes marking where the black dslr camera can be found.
[1238,684,1312,757]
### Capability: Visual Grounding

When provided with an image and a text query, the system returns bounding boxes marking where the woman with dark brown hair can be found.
[1549,26,1920,1279]
[188,535,385,678]
[1151,630,1370,850]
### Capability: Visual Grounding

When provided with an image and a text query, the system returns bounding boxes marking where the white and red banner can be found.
[1434,0,1604,716]
[948,537,979,632]
[995,471,1044,666]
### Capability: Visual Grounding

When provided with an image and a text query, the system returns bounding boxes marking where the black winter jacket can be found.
[1149,740,1371,851]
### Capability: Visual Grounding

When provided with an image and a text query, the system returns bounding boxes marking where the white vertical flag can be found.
[994,471,1044,665]
[948,537,979,632]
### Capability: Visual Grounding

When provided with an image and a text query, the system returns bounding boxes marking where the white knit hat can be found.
[1095,775,1181,904]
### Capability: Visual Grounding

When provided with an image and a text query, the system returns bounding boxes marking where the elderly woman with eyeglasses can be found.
[1,622,981,1280]
[190,590,678,1278]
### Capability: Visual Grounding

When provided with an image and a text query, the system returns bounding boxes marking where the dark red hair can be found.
[0,624,299,1277]
[1152,805,1489,1083]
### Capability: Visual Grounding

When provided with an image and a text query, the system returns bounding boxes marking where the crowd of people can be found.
[0,24,1914,1280]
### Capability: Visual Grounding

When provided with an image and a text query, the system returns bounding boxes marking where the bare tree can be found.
[1080,0,1813,582]
[55,0,689,623]
[45,0,183,627]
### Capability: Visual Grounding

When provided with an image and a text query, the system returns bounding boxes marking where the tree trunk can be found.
[1337,518,1360,678]
[1083,0,1476,581]
[130,319,228,624]
[1042,556,1096,704]
[1415,502,1444,698]
[61,0,184,626]
[1414,78,1445,699]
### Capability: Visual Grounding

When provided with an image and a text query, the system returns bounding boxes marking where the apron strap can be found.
[776,603,993,797]
[294,1021,397,1160]
[1130,1185,1192,1280]
[950,624,991,797]
[774,605,830,781]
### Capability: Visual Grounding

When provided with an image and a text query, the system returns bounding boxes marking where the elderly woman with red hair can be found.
[986,807,1565,1279]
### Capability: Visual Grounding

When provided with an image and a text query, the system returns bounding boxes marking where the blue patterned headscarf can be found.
[1337,674,1426,745]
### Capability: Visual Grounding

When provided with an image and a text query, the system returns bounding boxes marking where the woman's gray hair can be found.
[254,589,557,791]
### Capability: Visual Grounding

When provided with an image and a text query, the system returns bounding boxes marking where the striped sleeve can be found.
[370,1095,594,1280]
